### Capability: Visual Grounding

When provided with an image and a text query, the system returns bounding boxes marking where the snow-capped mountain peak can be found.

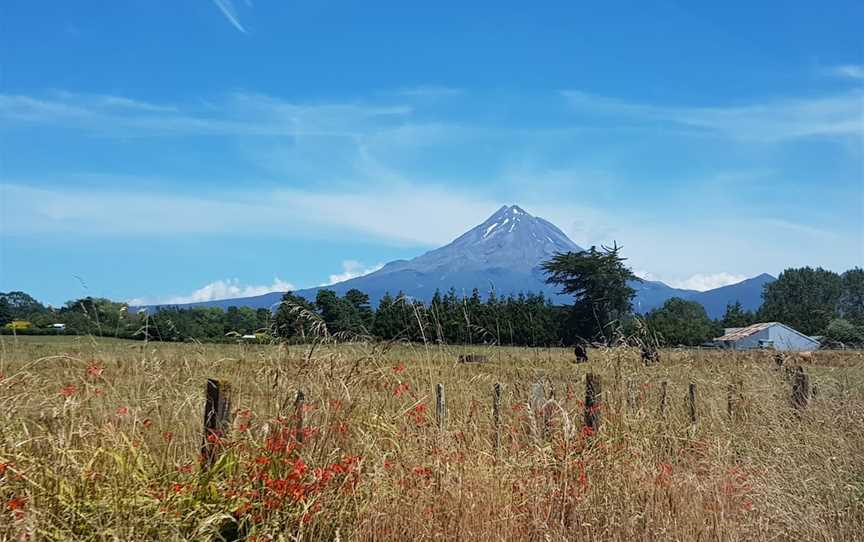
[379,205,582,275]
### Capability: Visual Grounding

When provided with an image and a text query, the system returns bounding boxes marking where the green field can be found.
[1,335,863,541]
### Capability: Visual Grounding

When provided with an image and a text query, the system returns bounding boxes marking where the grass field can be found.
[1,335,863,541]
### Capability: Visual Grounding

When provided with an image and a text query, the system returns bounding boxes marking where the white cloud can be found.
[666,273,748,292]
[128,277,293,306]
[0,182,501,246]
[561,89,864,142]
[823,65,864,80]
[634,270,748,292]
[322,260,384,286]
[0,91,413,138]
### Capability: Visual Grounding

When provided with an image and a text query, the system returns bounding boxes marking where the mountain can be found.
[687,273,774,318]
[141,205,773,318]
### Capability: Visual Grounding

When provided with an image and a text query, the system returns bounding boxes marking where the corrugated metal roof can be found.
[715,322,778,342]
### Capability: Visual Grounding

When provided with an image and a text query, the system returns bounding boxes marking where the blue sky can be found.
[1,1,862,306]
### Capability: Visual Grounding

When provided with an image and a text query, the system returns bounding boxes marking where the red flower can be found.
[392,363,406,374]
[393,382,411,397]
[7,497,26,511]
[116,406,129,416]
[142,418,153,429]
[580,426,594,438]
[86,364,103,379]
[162,431,174,442]
[59,384,77,397]
[655,463,673,486]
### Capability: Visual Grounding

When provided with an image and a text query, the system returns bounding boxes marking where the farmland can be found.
[1,335,863,541]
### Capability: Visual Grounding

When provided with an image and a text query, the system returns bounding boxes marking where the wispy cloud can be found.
[128,277,292,306]
[561,90,864,142]
[0,91,413,137]
[212,0,247,33]
[823,64,864,80]
[0,182,500,246]
[322,260,384,286]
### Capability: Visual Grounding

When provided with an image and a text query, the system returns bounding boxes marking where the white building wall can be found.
[767,325,820,352]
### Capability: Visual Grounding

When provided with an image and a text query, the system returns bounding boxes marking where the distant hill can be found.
[141,205,773,319]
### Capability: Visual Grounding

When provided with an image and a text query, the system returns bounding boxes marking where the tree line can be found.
[2,249,862,347]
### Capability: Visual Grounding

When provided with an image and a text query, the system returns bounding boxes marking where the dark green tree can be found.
[542,244,639,343]
[372,292,407,340]
[647,297,717,346]
[0,298,11,326]
[720,301,757,329]
[839,268,864,324]
[823,318,864,345]
[345,288,374,332]
[274,292,315,340]
[759,267,842,335]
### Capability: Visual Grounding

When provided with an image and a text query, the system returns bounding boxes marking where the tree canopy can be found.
[542,244,639,343]
[647,297,717,346]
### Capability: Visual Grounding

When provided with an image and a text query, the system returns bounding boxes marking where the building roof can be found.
[714,322,819,344]
[715,322,775,341]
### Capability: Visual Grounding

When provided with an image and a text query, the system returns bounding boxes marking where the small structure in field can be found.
[714,322,820,352]
[574,343,588,363]
[51,323,66,332]
[458,354,488,363]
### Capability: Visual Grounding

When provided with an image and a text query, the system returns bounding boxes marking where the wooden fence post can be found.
[294,390,306,443]
[530,382,546,442]
[493,383,502,456]
[659,381,668,417]
[436,383,446,431]
[687,382,697,424]
[585,373,602,432]
[727,381,740,421]
[201,379,232,469]
[626,379,636,412]
[792,367,810,410]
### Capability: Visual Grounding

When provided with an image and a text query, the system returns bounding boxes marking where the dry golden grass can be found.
[1,335,863,541]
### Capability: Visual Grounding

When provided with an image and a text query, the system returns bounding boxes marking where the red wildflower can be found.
[86,364,103,379]
[655,463,673,486]
[393,382,411,397]
[142,418,153,429]
[329,399,343,410]
[116,406,129,416]
[7,497,26,511]
[0,462,10,475]
[162,431,174,442]
[392,363,406,374]
[59,384,77,397]
[580,425,594,438]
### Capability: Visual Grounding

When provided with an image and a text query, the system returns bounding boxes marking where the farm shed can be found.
[714,322,820,352]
